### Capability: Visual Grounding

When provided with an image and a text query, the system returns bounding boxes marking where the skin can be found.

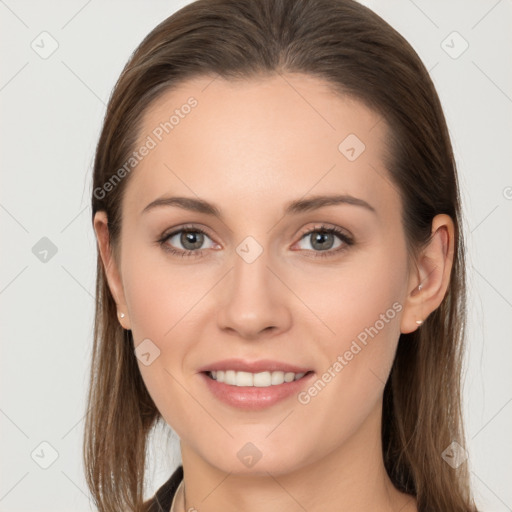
[94,73,454,512]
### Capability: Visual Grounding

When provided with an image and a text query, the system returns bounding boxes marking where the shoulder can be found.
[143,465,184,512]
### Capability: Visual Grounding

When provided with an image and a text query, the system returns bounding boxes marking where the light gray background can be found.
[1,1,511,510]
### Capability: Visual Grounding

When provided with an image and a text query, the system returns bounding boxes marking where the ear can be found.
[93,211,131,330]
[400,214,455,334]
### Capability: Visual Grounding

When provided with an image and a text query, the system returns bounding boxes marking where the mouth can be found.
[203,369,314,387]
[199,368,316,411]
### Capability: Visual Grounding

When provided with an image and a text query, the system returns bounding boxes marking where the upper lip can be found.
[197,358,313,374]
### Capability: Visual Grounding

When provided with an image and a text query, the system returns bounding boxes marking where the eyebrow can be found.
[141,193,377,218]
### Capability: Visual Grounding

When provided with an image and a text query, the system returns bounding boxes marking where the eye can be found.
[294,224,354,258]
[157,223,354,259]
[157,225,219,258]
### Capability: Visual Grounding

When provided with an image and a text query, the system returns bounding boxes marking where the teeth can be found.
[209,370,307,387]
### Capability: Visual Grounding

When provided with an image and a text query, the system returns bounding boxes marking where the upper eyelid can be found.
[162,224,214,241]
[297,223,351,238]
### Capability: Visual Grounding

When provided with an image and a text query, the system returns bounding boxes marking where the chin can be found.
[199,440,315,477]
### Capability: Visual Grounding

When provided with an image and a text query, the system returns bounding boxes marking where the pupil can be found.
[312,232,333,250]
[182,231,203,250]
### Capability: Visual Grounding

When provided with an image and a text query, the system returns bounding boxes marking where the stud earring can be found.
[118,311,125,319]
[415,319,423,325]
[418,283,423,291]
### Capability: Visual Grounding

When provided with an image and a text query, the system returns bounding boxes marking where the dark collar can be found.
[144,465,184,512]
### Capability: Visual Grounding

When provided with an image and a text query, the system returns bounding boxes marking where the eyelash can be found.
[157,223,354,259]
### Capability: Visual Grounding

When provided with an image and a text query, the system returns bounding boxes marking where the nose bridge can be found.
[216,233,291,337]
[233,235,271,296]
[231,235,275,308]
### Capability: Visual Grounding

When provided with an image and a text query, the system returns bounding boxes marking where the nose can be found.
[215,244,292,340]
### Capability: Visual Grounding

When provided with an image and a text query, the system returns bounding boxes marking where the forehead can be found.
[124,73,395,219]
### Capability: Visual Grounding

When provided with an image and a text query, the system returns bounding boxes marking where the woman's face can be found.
[97,73,417,475]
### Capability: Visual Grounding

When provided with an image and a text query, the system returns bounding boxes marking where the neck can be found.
[177,401,417,512]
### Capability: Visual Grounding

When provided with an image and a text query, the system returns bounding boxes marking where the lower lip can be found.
[199,371,315,411]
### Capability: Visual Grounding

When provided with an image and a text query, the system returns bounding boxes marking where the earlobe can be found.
[93,211,131,330]
[400,214,455,334]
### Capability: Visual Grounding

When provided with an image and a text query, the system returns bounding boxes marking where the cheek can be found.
[295,236,405,351]
[297,241,405,413]
[120,247,214,425]
[122,242,211,339]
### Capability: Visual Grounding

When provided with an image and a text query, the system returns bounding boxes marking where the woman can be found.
[84,0,478,510]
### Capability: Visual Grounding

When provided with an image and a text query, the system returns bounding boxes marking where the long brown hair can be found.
[85,0,477,510]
